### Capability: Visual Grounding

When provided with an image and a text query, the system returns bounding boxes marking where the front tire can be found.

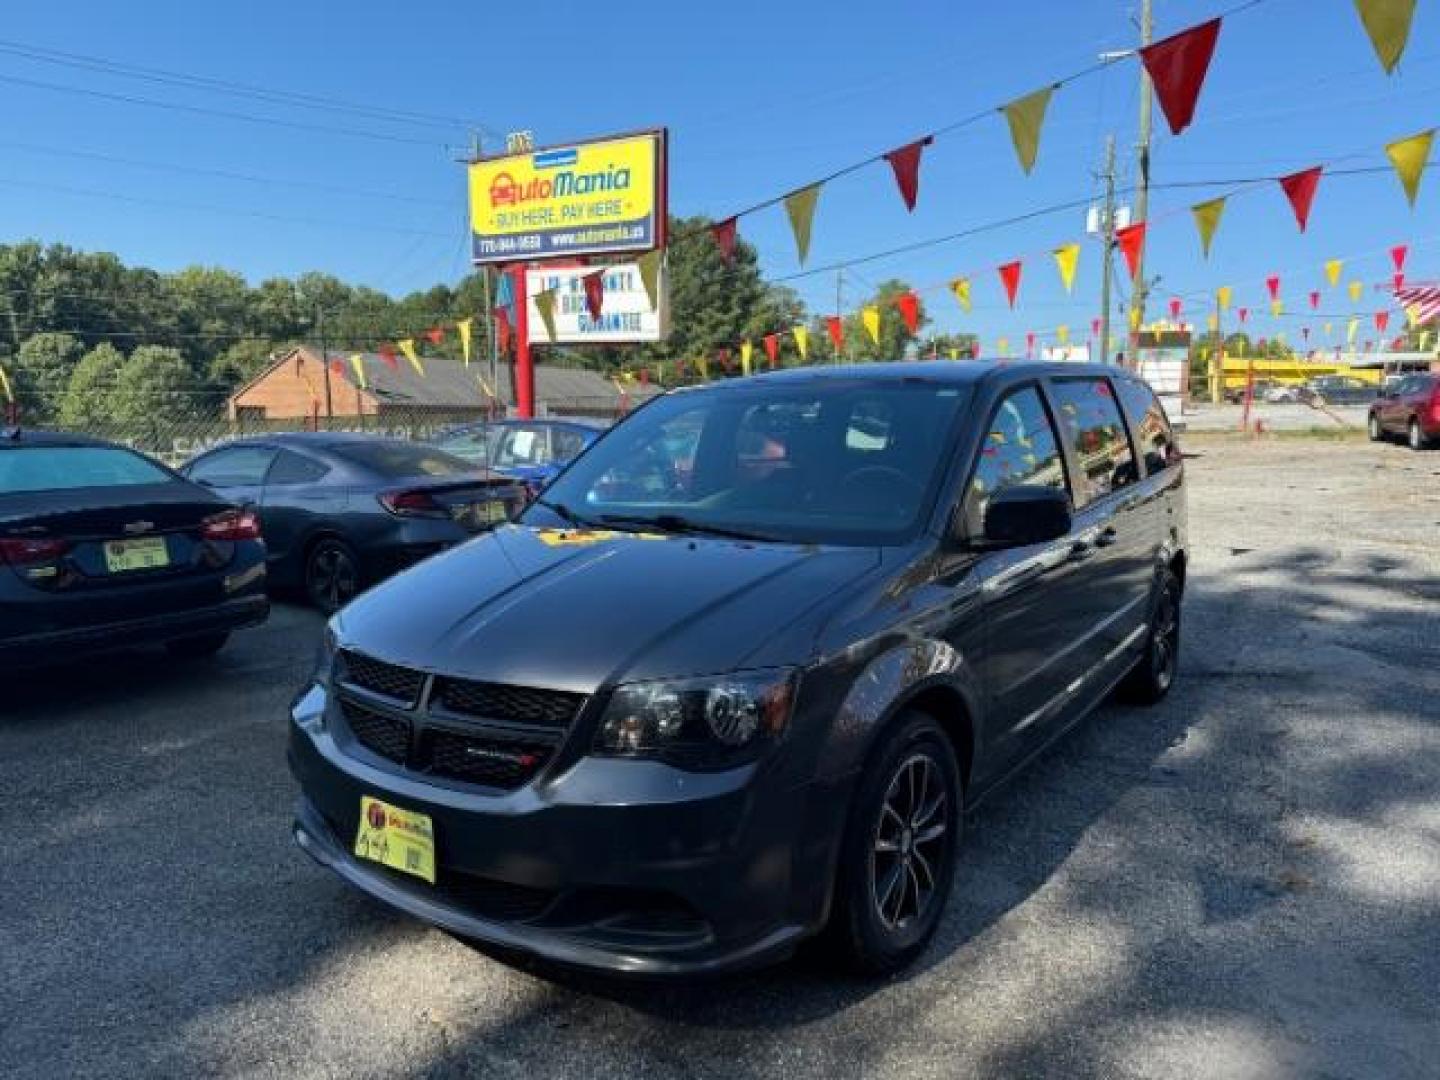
[305,537,361,614]
[825,712,961,976]
[1368,412,1383,441]
[1409,419,1431,451]
[1118,569,1181,705]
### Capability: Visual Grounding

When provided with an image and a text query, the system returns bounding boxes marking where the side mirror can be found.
[981,486,1073,548]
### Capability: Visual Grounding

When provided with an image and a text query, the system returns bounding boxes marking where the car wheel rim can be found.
[871,753,949,932]
[1411,424,1421,449]
[1369,416,1379,438]
[1152,584,1179,690]
[311,546,356,609]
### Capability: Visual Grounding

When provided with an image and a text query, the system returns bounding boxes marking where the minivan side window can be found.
[1114,378,1178,476]
[966,386,1068,532]
[1048,378,1138,507]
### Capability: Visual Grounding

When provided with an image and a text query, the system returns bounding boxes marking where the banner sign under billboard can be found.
[525,264,669,343]
[469,131,666,264]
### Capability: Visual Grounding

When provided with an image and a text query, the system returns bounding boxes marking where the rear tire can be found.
[305,537,361,614]
[1367,413,1383,441]
[165,632,230,659]
[824,711,961,976]
[1118,568,1181,705]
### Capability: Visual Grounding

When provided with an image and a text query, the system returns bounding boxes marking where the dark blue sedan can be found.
[182,434,527,612]
[431,419,605,489]
[0,430,269,668]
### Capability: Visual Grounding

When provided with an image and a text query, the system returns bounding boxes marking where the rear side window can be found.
[550,428,588,461]
[1114,378,1178,476]
[188,446,277,487]
[494,426,548,467]
[967,386,1068,530]
[267,450,330,485]
[1048,378,1138,507]
[331,442,471,478]
[0,446,174,494]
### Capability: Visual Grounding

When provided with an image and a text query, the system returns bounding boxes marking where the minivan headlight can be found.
[593,669,797,770]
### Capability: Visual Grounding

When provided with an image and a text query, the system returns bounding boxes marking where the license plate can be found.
[452,500,510,529]
[354,796,435,884]
[103,536,170,573]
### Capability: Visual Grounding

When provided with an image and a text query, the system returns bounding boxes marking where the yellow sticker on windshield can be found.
[533,528,620,547]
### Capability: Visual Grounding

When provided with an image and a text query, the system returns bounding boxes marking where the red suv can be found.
[1369,373,1440,450]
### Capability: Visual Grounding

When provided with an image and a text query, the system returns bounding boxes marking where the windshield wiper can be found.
[533,497,596,530]
[598,513,782,543]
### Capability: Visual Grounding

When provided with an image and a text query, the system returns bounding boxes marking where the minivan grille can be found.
[331,658,584,792]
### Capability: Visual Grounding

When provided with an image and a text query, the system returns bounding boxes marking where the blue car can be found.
[431,419,605,489]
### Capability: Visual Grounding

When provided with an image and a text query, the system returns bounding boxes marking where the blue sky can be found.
[0,0,1434,351]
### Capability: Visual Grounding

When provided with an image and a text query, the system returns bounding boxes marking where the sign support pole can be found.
[512,266,535,419]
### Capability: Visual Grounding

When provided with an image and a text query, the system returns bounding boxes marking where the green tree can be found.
[112,346,208,449]
[916,331,979,360]
[58,343,125,429]
[840,280,927,362]
[15,332,83,423]
[208,339,277,394]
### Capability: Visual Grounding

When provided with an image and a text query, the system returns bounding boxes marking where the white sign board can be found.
[1135,345,1187,415]
[525,263,668,344]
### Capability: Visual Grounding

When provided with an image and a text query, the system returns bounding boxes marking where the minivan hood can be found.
[336,524,879,692]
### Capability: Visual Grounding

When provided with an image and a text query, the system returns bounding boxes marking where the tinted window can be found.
[967,387,1067,531]
[550,427,589,461]
[1114,378,1178,476]
[433,425,496,465]
[330,442,471,478]
[187,446,277,487]
[536,381,968,546]
[494,426,549,467]
[1048,378,1138,507]
[0,446,174,494]
[268,450,330,485]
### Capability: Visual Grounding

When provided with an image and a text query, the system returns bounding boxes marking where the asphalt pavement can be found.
[2,437,1437,1079]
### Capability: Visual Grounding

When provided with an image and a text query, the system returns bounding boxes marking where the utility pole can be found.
[1130,0,1155,345]
[835,267,844,364]
[1098,135,1117,365]
[317,305,333,424]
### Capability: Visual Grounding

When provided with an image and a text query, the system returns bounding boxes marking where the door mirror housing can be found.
[980,486,1073,548]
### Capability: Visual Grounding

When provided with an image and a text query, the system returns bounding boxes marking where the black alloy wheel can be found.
[305,538,360,614]
[1119,568,1182,705]
[826,712,961,975]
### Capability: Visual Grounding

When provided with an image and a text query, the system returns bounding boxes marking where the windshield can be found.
[331,441,474,478]
[0,446,175,494]
[530,379,969,545]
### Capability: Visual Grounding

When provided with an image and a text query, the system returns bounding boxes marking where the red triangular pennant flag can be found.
[896,292,920,334]
[1375,311,1390,333]
[1116,223,1146,279]
[883,137,933,212]
[711,217,738,264]
[1025,331,1036,357]
[825,315,844,351]
[1278,166,1322,232]
[582,270,605,323]
[1390,244,1408,272]
[998,260,1023,308]
[1393,272,1406,291]
[329,358,346,378]
[1238,307,1249,324]
[1091,317,1102,337]
[378,343,399,371]
[1309,291,1320,310]
[424,326,445,345]
[762,333,779,367]
[494,308,511,354]
[1168,298,1183,319]
[717,347,733,372]
[1266,275,1281,301]
[1139,17,1222,135]
[638,368,650,387]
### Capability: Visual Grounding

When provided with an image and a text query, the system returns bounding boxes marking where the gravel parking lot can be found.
[3,436,1437,1080]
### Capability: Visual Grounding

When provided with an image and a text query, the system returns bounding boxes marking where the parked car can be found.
[1223,378,1280,404]
[290,362,1187,977]
[431,418,605,489]
[1299,375,1381,408]
[182,434,528,612]
[1263,383,1301,403]
[0,430,268,668]
[1368,372,1440,450]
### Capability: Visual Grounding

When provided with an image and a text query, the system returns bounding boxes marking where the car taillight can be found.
[378,489,447,517]
[0,535,69,565]
[1430,386,1440,422]
[202,509,261,541]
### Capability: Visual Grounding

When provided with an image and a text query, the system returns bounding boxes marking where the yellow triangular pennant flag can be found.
[1348,280,1365,304]
[1347,317,1360,344]
[784,184,821,265]
[1406,304,1422,328]
[950,277,972,312]
[697,356,710,381]
[1207,314,1219,332]
[1191,197,1226,258]
[1002,86,1054,175]
[0,364,13,403]
[792,324,808,359]
[1270,299,1283,318]
[1324,259,1344,287]
[349,353,367,390]
[948,348,959,360]
[997,337,1010,355]
[741,340,753,376]
[476,372,495,399]
[457,318,473,364]
[398,338,424,376]
[637,249,663,311]
[862,306,880,345]
[1354,0,1417,75]
[1128,307,1142,330]
[1385,129,1434,207]
[1052,243,1080,293]
[1217,285,1233,312]
[1419,329,1433,351]
[533,288,558,342]
[1056,324,1070,345]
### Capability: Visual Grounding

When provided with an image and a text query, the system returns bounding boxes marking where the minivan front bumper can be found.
[288,684,838,977]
